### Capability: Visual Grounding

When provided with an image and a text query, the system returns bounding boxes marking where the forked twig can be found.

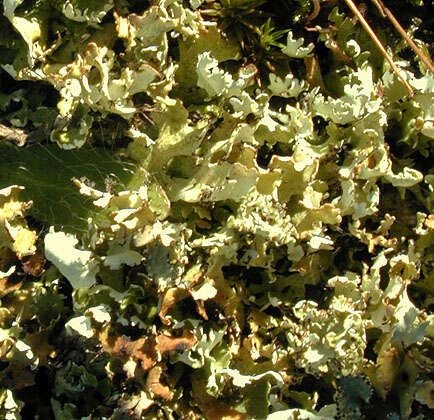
[370,0,434,75]
[343,0,413,95]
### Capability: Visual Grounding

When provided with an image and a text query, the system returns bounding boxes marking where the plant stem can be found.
[370,0,434,75]
[306,0,321,23]
[343,0,413,95]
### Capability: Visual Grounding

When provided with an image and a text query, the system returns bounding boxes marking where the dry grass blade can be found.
[343,0,414,95]
[371,0,434,75]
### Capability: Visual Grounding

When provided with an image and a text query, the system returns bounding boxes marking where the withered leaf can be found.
[146,364,174,401]
[99,330,157,371]
[0,277,22,298]
[159,287,189,325]
[22,252,46,276]
[156,330,197,355]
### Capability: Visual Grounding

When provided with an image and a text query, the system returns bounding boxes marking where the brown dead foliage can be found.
[191,367,249,420]
[159,286,210,323]
[199,402,249,420]
[375,346,401,399]
[194,299,208,321]
[146,364,174,401]
[25,332,55,365]
[99,330,156,371]
[0,276,22,298]
[22,252,46,276]
[99,329,197,372]
[156,330,197,354]
[159,287,189,325]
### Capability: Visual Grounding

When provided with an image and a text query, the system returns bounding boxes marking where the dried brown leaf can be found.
[375,346,401,399]
[199,403,249,420]
[156,330,197,355]
[159,287,189,325]
[0,277,22,298]
[99,330,157,371]
[146,365,174,401]
[25,332,55,365]
[22,252,46,276]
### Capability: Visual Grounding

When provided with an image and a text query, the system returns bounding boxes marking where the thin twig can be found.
[304,55,327,90]
[370,0,434,75]
[343,0,413,95]
[306,0,321,23]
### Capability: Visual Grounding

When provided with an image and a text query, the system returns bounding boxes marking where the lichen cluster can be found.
[0,1,433,419]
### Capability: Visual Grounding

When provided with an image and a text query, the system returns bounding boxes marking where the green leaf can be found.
[0,143,137,231]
